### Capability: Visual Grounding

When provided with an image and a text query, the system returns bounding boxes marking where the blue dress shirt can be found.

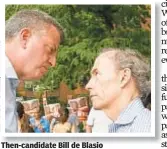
[109,98,151,133]
[5,56,19,132]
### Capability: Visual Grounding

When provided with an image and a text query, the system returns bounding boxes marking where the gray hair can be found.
[6,9,64,42]
[100,48,150,97]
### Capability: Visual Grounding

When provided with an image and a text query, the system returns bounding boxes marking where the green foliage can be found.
[6,5,151,91]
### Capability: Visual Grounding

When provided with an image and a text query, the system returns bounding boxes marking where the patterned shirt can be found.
[109,98,151,133]
[29,116,50,133]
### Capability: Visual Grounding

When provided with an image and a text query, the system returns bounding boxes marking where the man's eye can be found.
[49,48,53,53]
[47,46,54,54]
[94,71,98,76]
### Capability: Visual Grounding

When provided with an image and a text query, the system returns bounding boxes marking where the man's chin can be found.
[93,106,101,110]
[34,74,44,80]
[20,71,46,80]
[92,102,101,110]
[34,71,47,80]
[92,99,103,110]
[25,74,43,81]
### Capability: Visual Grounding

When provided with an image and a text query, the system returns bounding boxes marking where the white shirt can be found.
[5,56,19,132]
[87,107,112,133]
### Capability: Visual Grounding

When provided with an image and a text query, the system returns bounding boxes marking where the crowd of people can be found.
[16,101,81,133]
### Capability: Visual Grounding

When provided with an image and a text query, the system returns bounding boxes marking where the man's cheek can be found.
[99,80,111,89]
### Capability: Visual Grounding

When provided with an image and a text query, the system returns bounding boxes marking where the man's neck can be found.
[104,91,140,121]
[6,42,22,80]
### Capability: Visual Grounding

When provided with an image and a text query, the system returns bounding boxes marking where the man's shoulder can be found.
[136,108,151,121]
[132,108,151,132]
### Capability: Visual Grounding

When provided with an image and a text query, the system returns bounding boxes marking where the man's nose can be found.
[85,78,92,91]
[49,56,56,67]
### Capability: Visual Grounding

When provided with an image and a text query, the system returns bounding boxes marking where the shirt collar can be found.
[6,55,18,79]
[114,98,145,125]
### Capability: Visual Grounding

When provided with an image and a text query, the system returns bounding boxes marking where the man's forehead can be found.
[91,51,116,74]
[91,56,100,73]
[91,55,113,73]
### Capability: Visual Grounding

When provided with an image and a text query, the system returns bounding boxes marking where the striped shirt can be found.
[109,98,151,133]
[5,56,19,132]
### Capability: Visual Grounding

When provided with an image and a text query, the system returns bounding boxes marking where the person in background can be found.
[53,106,76,133]
[68,101,79,132]
[86,107,112,133]
[50,104,61,132]
[16,101,33,133]
[85,48,151,132]
[5,9,63,132]
[29,108,50,133]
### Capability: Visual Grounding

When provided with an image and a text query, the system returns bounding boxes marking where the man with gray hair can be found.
[5,9,63,132]
[85,48,151,132]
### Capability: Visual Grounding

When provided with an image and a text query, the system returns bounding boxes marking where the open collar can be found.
[6,55,18,79]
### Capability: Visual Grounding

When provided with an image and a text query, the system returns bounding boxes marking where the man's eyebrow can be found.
[51,46,57,52]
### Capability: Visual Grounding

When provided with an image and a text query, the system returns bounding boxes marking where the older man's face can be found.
[85,55,121,110]
[19,25,60,80]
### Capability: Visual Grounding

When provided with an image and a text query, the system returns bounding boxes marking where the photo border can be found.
[1,1,155,138]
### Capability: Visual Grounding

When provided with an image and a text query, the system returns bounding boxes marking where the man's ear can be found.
[119,68,132,88]
[19,28,31,49]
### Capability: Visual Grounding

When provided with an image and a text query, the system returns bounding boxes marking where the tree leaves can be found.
[6,5,151,91]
